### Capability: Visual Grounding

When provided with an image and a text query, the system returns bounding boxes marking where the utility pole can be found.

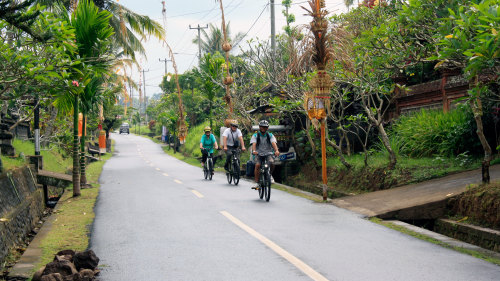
[189,24,208,65]
[142,69,149,124]
[159,58,172,75]
[270,0,276,56]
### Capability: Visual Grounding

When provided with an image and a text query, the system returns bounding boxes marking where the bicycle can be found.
[256,155,272,202]
[201,149,214,180]
[226,149,240,185]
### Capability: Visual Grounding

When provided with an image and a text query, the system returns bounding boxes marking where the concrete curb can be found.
[386,220,500,260]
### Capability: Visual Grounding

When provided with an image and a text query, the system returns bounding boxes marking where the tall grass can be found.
[391,105,479,157]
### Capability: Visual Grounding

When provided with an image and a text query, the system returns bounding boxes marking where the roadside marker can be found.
[220,211,329,281]
[191,190,204,198]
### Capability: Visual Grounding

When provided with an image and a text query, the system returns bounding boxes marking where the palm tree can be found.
[192,23,245,55]
[53,0,114,197]
[38,0,164,60]
[198,53,224,128]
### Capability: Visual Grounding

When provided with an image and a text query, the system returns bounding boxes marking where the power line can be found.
[233,3,269,48]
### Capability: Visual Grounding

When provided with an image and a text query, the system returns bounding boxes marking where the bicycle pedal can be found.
[251,186,260,190]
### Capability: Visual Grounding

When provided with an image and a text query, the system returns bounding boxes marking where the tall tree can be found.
[436,0,500,183]
[53,0,114,197]
[198,53,224,128]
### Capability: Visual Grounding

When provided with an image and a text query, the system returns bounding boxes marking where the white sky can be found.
[118,0,348,97]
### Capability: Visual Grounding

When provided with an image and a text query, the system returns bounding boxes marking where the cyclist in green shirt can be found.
[200,126,219,169]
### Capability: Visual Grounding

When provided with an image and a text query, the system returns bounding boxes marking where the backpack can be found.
[256,132,271,148]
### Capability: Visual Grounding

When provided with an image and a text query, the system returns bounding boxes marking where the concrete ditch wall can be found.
[435,219,500,253]
[0,166,44,265]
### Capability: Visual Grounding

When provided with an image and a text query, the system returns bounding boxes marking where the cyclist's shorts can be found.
[255,155,274,165]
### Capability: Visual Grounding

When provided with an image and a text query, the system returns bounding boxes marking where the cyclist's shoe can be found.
[201,162,205,167]
[251,185,260,190]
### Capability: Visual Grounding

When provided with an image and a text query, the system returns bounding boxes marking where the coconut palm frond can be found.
[108,1,165,40]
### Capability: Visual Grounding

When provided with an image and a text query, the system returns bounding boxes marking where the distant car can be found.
[119,123,130,134]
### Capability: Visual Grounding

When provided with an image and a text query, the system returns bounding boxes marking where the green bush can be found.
[391,105,479,157]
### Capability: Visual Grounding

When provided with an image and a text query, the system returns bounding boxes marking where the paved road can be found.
[91,133,500,281]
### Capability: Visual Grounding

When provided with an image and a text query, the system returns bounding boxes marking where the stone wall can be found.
[0,166,44,265]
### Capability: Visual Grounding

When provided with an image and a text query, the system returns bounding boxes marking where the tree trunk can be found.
[80,113,87,187]
[377,123,397,169]
[470,98,492,184]
[305,119,317,157]
[72,96,81,197]
[324,123,351,169]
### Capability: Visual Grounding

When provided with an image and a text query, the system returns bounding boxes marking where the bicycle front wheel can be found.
[264,171,271,202]
[204,166,208,179]
[233,160,240,185]
[258,176,264,199]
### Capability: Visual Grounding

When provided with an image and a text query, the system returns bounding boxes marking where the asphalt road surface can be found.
[91,133,500,281]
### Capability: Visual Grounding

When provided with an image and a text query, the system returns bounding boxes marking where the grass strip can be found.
[369,218,500,266]
[35,141,114,272]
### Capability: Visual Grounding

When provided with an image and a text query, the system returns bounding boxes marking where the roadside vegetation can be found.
[34,141,113,273]
[448,181,500,231]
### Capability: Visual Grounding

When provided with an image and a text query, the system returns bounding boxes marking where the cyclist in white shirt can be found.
[222,120,246,171]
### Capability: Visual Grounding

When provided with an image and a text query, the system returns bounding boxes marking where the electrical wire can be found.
[232,3,269,48]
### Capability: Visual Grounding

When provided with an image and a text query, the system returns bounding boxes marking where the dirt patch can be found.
[448,182,500,231]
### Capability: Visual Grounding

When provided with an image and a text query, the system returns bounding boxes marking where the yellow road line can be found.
[149,164,154,167]
[155,168,161,171]
[191,190,204,198]
[174,179,182,184]
[220,211,329,281]
[162,173,169,177]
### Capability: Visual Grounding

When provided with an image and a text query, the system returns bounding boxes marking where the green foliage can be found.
[391,105,479,157]
[435,0,500,78]
[0,7,76,101]
[183,121,212,158]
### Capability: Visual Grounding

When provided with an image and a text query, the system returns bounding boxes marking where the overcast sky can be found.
[118,0,349,97]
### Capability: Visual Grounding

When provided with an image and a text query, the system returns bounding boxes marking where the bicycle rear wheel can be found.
[264,171,271,202]
[233,160,240,185]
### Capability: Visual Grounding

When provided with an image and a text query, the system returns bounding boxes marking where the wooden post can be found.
[441,74,449,112]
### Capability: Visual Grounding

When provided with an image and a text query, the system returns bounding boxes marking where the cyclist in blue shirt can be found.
[200,126,219,169]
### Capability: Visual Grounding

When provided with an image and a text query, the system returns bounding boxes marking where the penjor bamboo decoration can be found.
[217,0,235,127]
[302,0,334,201]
